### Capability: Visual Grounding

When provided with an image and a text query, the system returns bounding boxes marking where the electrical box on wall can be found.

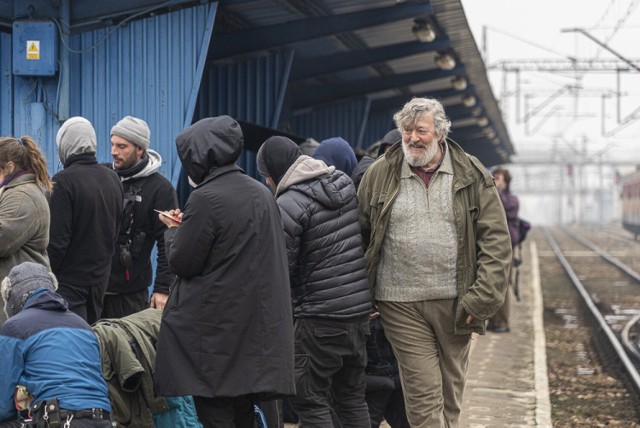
[12,21,58,76]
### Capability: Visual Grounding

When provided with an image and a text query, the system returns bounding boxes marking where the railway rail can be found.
[543,227,640,395]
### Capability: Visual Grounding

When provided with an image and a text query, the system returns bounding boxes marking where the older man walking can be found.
[357,97,512,427]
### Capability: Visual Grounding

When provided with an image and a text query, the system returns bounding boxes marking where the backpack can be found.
[518,218,531,244]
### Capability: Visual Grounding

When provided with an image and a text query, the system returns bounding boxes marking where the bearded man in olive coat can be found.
[153,116,295,427]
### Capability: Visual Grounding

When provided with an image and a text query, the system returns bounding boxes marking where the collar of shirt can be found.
[401,142,453,182]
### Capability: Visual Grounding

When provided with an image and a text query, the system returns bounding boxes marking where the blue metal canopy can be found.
[0,0,513,167]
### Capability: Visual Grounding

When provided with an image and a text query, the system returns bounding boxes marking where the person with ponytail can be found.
[0,136,52,325]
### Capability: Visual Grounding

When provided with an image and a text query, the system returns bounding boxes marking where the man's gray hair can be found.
[393,98,451,143]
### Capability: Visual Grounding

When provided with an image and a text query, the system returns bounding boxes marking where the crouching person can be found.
[0,262,111,427]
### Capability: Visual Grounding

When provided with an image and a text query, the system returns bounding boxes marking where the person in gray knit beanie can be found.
[110,115,150,150]
[56,116,97,165]
[1,261,57,319]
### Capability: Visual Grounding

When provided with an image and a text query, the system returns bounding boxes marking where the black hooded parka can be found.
[153,116,295,400]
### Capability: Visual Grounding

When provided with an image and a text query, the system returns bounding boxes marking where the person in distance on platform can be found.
[487,166,520,333]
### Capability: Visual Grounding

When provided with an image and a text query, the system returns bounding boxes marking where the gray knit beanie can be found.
[56,117,97,165]
[111,116,150,150]
[1,262,58,319]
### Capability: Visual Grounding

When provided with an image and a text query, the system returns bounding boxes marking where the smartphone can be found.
[154,209,182,223]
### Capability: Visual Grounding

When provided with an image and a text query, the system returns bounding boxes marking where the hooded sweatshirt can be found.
[312,137,357,177]
[55,117,98,165]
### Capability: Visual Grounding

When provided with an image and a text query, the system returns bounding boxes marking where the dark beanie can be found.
[313,137,357,177]
[378,128,402,157]
[256,136,302,185]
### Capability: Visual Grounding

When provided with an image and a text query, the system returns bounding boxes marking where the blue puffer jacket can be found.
[0,289,110,422]
[276,155,372,320]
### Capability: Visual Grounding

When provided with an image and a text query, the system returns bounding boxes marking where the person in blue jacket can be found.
[0,262,111,427]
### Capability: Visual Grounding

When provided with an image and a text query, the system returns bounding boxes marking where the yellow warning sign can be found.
[26,40,40,60]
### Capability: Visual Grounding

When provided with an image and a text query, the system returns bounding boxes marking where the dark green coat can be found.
[357,139,512,334]
[93,308,167,428]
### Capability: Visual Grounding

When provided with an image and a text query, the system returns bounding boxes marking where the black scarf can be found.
[116,154,149,178]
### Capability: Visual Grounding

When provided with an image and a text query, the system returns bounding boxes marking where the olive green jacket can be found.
[357,139,512,334]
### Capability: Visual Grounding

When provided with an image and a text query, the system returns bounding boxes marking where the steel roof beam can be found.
[209,2,432,60]
[292,65,465,110]
[369,85,475,113]
[290,38,451,82]
[1,0,203,32]
[69,0,197,27]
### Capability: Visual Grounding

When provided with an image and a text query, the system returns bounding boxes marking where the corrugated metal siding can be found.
[195,49,294,178]
[0,32,11,136]
[12,81,60,173]
[292,98,369,148]
[363,110,396,151]
[68,3,215,180]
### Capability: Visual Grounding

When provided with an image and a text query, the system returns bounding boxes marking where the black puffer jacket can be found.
[276,155,371,320]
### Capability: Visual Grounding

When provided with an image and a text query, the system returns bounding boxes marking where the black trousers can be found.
[56,282,108,324]
[101,288,149,318]
[366,388,409,428]
[256,400,283,428]
[289,317,370,428]
[193,395,256,428]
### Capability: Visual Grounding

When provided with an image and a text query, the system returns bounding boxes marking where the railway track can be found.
[543,227,640,395]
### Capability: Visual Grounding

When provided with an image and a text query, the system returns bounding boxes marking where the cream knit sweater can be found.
[375,150,458,302]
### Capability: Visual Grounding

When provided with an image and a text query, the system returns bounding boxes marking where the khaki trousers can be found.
[377,299,471,428]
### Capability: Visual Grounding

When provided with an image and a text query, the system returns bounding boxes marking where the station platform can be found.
[460,242,552,427]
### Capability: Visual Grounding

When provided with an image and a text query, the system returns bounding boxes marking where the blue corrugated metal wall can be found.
[363,110,397,151]
[0,32,11,136]
[291,98,370,151]
[194,49,295,178]
[67,3,216,184]
[10,64,60,171]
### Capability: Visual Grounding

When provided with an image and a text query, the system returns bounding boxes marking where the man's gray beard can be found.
[402,141,438,167]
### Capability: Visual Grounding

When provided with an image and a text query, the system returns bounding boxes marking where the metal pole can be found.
[58,0,70,121]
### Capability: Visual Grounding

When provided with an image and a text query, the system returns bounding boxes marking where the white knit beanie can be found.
[111,116,150,150]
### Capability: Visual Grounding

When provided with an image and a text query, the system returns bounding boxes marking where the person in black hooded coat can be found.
[153,116,295,428]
